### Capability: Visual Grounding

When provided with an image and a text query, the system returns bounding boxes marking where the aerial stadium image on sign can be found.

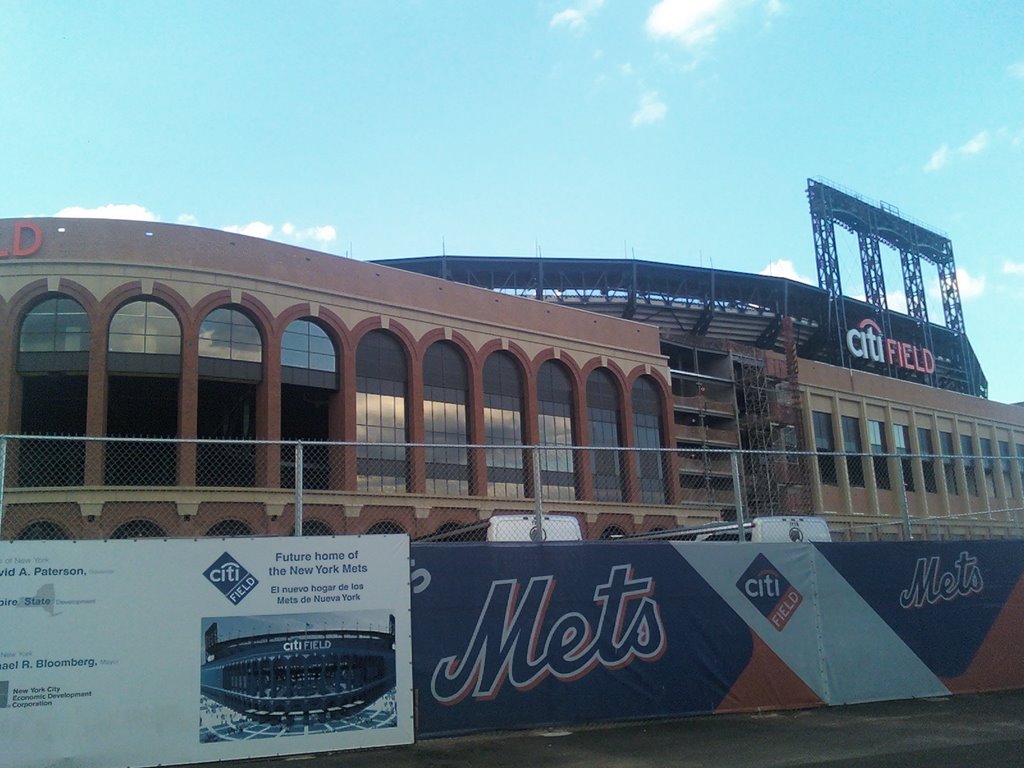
[199,611,398,742]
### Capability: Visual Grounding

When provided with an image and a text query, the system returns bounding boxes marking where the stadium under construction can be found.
[1,179,1021,541]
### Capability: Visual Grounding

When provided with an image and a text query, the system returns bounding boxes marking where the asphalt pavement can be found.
[184,690,1024,768]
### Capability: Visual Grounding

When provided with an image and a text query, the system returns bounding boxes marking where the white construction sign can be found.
[0,535,414,768]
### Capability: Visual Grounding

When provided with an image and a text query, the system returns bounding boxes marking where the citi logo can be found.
[737,554,803,632]
[846,318,935,374]
[283,639,332,652]
[207,562,242,583]
[743,572,783,599]
[203,552,259,605]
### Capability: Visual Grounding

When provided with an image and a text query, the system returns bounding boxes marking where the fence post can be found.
[0,437,7,536]
[294,441,304,537]
[731,450,746,542]
[532,448,544,542]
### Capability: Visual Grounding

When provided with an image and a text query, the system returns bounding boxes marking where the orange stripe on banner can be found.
[715,631,823,714]
[942,575,1024,694]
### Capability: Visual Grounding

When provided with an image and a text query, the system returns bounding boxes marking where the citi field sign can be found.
[846,318,935,374]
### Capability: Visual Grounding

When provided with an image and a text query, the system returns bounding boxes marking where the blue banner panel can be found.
[815,541,1024,680]
[410,542,754,737]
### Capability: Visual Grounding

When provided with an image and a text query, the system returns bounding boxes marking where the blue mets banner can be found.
[410,540,1024,737]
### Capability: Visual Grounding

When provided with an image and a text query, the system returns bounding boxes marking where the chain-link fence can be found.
[1,435,1021,542]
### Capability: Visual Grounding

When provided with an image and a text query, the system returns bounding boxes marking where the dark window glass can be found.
[894,425,915,492]
[632,377,666,505]
[812,411,837,485]
[587,369,624,502]
[841,416,865,487]
[538,360,576,500]
[281,319,335,373]
[483,352,525,498]
[1000,441,1014,499]
[205,519,254,537]
[109,300,180,354]
[356,331,408,493]
[423,342,469,496]
[917,427,938,493]
[980,437,996,497]
[940,431,959,495]
[868,419,890,490]
[198,307,262,362]
[19,296,90,353]
[961,434,979,496]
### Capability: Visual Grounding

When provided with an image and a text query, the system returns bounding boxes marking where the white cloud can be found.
[958,130,989,155]
[923,144,950,172]
[759,259,813,284]
[631,91,667,126]
[176,214,198,225]
[222,221,338,246]
[223,221,274,239]
[550,0,604,32]
[956,267,986,299]
[1008,62,1024,80]
[646,0,729,47]
[928,266,985,302]
[1003,261,1024,275]
[54,204,158,221]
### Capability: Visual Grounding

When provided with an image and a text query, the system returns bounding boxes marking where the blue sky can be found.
[3,2,1023,402]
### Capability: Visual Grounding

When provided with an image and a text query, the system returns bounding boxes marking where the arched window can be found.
[19,296,90,357]
[281,319,337,490]
[587,369,624,502]
[483,352,525,497]
[423,342,469,496]
[17,295,90,487]
[366,520,405,535]
[199,307,262,365]
[281,319,337,384]
[106,300,181,486]
[632,376,667,504]
[108,300,181,356]
[600,525,627,539]
[537,360,576,501]
[197,307,262,487]
[110,519,166,539]
[16,520,70,541]
[301,519,334,537]
[356,331,408,492]
[205,519,254,537]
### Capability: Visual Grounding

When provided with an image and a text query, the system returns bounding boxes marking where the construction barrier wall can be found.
[409,540,1024,737]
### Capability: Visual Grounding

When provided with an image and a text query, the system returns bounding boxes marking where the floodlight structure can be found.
[807,178,981,396]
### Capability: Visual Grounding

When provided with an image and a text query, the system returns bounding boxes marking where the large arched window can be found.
[356,330,408,492]
[423,341,469,496]
[587,369,624,502]
[108,300,181,356]
[483,352,526,497]
[632,376,667,504]
[281,319,338,490]
[537,360,576,501]
[281,319,336,384]
[17,295,90,487]
[197,307,262,487]
[106,300,181,486]
[19,296,90,357]
[199,307,262,365]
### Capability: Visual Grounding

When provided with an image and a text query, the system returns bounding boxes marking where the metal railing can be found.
[1,435,1021,543]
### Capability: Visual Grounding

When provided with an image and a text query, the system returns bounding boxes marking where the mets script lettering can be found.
[899,551,984,609]
[430,564,666,704]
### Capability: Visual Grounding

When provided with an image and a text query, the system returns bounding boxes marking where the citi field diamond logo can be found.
[737,554,803,632]
[203,552,259,605]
